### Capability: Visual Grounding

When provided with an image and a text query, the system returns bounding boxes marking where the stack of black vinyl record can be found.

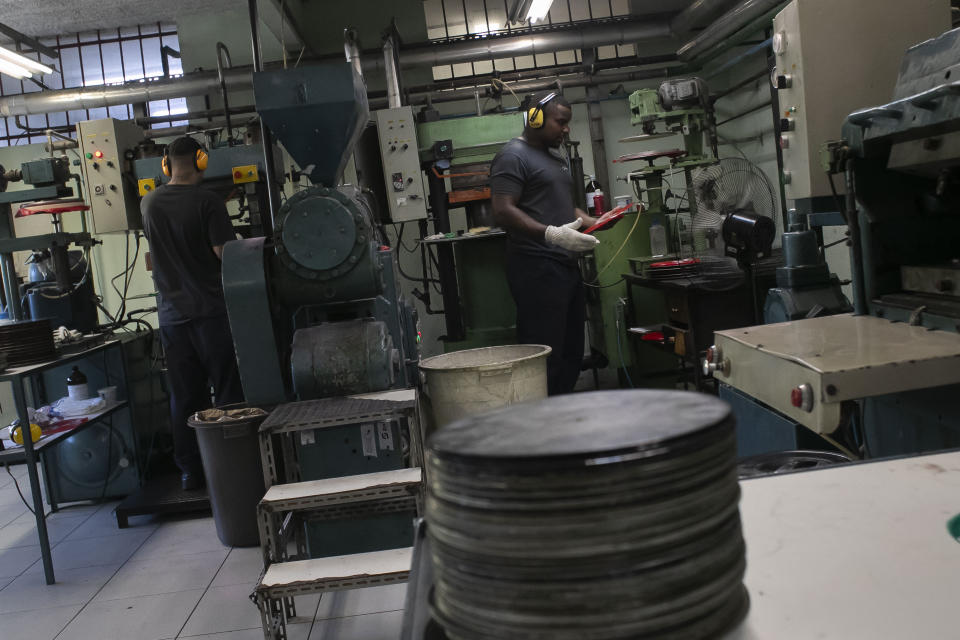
[0,318,55,367]
[426,390,748,640]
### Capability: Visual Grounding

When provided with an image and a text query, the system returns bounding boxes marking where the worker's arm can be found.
[492,192,598,252]
[207,194,236,262]
[575,207,600,229]
[491,192,548,240]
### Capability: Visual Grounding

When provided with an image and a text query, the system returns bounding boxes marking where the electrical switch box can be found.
[375,106,428,222]
[137,178,156,196]
[772,0,949,202]
[77,118,145,234]
[232,164,259,184]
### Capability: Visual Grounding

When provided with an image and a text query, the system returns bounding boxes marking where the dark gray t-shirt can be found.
[141,184,236,326]
[490,137,577,264]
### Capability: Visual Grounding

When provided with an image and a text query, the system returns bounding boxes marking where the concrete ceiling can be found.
[0,0,245,37]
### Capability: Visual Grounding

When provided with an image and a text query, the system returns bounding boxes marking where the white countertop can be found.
[726,450,960,639]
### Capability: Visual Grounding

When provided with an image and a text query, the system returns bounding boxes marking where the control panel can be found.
[77,118,145,233]
[375,106,427,222]
[772,0,948,201]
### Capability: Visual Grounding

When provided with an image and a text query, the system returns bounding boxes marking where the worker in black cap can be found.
[491,91,615,395]
[141,136,244,490]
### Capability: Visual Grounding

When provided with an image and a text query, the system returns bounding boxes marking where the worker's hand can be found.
[544,219,600,252]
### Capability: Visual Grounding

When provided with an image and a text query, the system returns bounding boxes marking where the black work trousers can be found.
[159,314,245,474]
[506,252,585,395]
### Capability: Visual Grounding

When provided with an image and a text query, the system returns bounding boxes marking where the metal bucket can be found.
[419,344,551,435]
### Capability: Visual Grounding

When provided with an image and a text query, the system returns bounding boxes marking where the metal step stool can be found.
[257,467,423,565]
[256,547,413,640]
[253,389,424,639]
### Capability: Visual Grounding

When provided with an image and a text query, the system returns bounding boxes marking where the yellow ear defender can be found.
[527,92,558,129]
[162,145,209,176]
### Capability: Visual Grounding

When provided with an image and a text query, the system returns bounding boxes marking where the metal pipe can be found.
[249,0,279,236]
[383,34,401,109]
[344,28,364,82]
[0,67,252,117]
[367,18,673,73]
[704,37,771,79]
[43,139,78,152]
[248,0,264,72]
[1,252,23,320]
[0,19,677,118]
[137,104,256,126]
[216,42,235,142]
[400,66,682,107]
[715,100,771,127]
[670,0,743,35]
[712,68,769,101]
[678,0,787,61]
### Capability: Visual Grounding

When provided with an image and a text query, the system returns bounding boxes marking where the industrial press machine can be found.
[707,18,960,458]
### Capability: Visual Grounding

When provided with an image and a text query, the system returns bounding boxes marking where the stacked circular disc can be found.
[426,390,748,640]
[0,319,55,366]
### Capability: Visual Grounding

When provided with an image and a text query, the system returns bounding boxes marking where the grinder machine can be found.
[222,62,419,407]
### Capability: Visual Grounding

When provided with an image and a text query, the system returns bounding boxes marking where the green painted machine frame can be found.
[586,87,718,380]
[417,113,524,353]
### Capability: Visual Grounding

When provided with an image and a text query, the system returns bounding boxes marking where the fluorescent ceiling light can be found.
[0,57,29,78]
[526,0,554,23]
[0,45,52,75]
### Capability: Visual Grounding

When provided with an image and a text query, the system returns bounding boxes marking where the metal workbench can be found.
[0,339,132,584]
[403,450,960,639]
[623,271,761,390]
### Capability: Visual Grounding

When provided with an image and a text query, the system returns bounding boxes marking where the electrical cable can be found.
[589,208,642,281]
[822,236,849,250]
[827,172,848,225]
[583,277,625,289]
[427,247,444,295]
[392,223,419,253]
[109,231,131,310]
[491,77,523,107]
[140,334,160,483]
[4,462,36,516]
[104,231,142,331]
[391,224,440,285]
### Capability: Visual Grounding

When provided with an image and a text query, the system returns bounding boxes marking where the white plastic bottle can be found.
[649,219,668,257]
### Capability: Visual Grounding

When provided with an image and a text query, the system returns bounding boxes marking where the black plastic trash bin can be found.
[188,405,268,547]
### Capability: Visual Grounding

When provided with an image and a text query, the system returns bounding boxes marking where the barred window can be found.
[0,23,186,147]
[423,0,634,81]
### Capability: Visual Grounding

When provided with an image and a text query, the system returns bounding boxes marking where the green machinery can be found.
[587,78,717,379]
[416,111,524,352]
[625,77,717,270]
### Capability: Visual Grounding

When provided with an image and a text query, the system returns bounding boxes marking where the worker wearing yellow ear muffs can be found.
[490,91,619,395]
[141,136,244,490]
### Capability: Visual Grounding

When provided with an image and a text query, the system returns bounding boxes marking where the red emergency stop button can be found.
[790,384,813,412]
[234,171,242,179]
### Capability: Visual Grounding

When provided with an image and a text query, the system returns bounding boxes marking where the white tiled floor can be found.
[0,462,408,639]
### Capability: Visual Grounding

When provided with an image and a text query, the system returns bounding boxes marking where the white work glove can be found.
[544,219,600,252]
